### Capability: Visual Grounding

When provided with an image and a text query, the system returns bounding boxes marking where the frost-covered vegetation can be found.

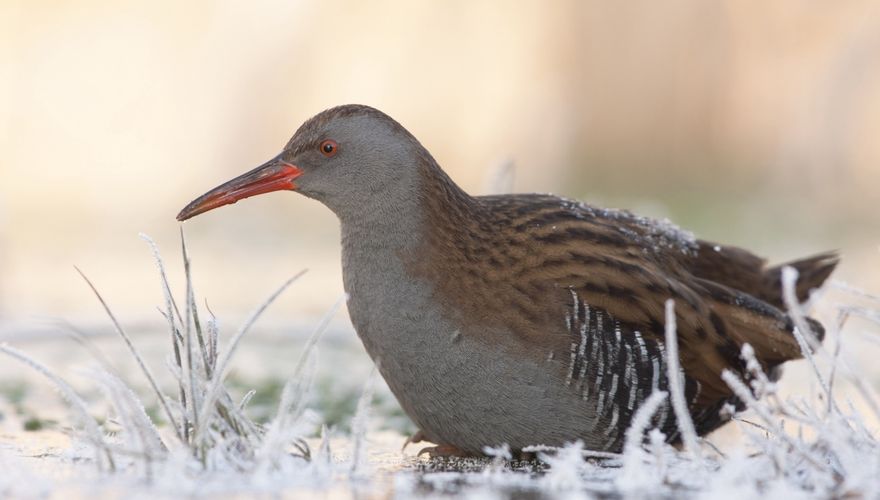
[0,234,370,495]
[1,235,878,499]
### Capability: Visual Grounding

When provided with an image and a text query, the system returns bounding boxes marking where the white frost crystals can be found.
[557,196,698,255]
[0,232,348,493]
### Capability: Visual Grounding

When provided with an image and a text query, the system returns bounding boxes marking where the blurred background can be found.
[2,0,879,322]
[1,1,879,440]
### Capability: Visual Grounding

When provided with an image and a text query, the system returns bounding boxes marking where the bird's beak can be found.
[176,154,303,221]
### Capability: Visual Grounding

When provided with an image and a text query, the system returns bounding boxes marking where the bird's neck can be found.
[338,159,478,254]
[338,159,478,357]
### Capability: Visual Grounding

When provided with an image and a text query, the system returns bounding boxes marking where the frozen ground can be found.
[1,250,879,499]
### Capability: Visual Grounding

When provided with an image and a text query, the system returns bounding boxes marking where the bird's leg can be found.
[402,429,476,458]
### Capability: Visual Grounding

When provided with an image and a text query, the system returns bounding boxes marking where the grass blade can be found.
[74,266,183,442]
[193,270,307,446]
[663,299,701,458]
[0,343,115,471]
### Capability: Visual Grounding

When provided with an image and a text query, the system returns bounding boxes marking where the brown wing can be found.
[477,194,835,410]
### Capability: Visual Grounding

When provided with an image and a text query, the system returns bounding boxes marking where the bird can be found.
[177,104,838,456]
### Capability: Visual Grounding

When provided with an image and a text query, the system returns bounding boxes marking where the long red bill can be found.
[176,155,302,221]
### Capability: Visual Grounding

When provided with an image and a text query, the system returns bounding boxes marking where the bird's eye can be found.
[319,139,338,157]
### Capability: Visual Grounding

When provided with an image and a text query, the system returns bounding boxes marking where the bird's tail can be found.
[758,251,839,333]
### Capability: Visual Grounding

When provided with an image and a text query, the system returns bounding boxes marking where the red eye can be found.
[320,139,338,157]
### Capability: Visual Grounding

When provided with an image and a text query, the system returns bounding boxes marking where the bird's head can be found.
[176,104,427,221]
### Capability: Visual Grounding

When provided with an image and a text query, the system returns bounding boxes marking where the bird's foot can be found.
[417,444,476,459]
[401,429,427,451]
[401,430,477,458]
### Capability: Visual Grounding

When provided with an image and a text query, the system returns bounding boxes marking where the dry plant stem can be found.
[721,370,831,475]
[157,310,189,442]
[180,230,213,377]
[90,369,167,463]
[184,311,200,448]
[61,321,121,374]
[837,362,880,422]
[823,324,880,420]
[350,364,377,477]
[781,267,833,403]
[843,309,880,334]
[783,269,880,421]
[170,323,189,442]
[139,234,186,325]
[158,231,268,452]
[206,312,219,369]
[257,294,346,464]
[316,424,332,467]
[289,294,347,390]
[256,361,315,466]
[831,280,880,303]
[74,266,184,442]
[0,344,116,471]
[663,299,701,458]
[239,389,256,411]
[181,249,202,443]
[622,391,668,453]
[483,159,516,195]
[621,390,668,461]
[732,417,771,433]
[141,234,190,440]
[699,438,726,459]
[193,270,307,446]
[648,429,668,470]
[826,309,849,415]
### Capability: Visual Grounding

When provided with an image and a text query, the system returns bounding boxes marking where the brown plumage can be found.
[410,180,836,432]
[177,104,838,453]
